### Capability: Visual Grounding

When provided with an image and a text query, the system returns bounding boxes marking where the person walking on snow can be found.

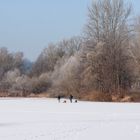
[57,95,61,103]
[69,94,73,103]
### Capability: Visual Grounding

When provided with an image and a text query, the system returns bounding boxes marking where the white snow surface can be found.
[0,98,140,140]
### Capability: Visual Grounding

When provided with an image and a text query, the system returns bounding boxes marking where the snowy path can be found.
[0,98,140,140]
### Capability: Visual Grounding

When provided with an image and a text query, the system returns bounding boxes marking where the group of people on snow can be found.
[57,94,77,103]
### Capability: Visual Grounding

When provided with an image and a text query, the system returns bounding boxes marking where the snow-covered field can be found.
[0,98,140,140]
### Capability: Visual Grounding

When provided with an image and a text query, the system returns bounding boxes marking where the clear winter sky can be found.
[0,0,140,61]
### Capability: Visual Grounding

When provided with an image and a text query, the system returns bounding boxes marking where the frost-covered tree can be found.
[83,0,134,94]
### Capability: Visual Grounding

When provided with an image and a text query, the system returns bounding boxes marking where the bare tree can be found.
[130,16,140,90]
[31,44,60,76]
[57,36,82,56]
[31,36,82,76]
[83,0,133,94]
[85,0,132,42]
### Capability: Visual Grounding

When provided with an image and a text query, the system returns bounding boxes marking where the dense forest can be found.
[1,0,140,102]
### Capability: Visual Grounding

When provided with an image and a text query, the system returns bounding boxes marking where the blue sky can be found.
[0,0,140,61]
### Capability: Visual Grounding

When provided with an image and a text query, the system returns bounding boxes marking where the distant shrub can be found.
[82,91,112,102]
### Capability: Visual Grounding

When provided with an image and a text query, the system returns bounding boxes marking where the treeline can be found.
[1,0,140,101]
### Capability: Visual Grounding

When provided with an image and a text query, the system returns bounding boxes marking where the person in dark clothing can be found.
[57,95,61,103]
[69,94,73,103]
